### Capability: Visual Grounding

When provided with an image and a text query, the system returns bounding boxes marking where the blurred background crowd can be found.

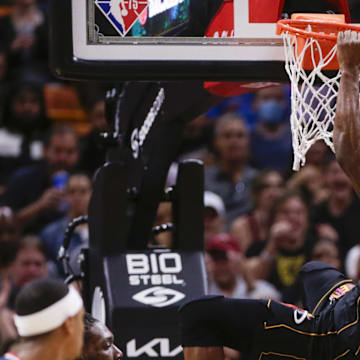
[1,0,360,358]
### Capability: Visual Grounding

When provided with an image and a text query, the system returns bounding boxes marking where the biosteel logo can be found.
[126,253,184,286]
[132,286,185,307]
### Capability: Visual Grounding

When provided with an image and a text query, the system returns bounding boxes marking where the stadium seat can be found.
[44,83,90,134]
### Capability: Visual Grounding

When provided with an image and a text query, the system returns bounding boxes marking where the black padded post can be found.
[173,160,204,251]
[82,82,215,359]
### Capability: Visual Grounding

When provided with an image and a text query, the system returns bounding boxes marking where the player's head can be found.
[14,278,85,359]
[80,313,123,360]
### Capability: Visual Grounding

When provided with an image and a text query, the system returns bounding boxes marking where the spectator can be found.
[206,233,281,300]
[0,82,50,189]
[1,125,80,234]
[80,313,123,360]
[177,114,216,165]
[250,86,293,173]
[205,113,257,227]
[287,140,331,206]
[41,173,92,274]
[79,99,107,176]
[246,191,317,304]
[206,233,280,360]
[0,0,50,82]
[311,239,341,270]
[287,165,328,205]
[204,191,225,245]
[310,158,360,260]
[7,235,49,309]
[305,140,332,171]
[231,170,284,253]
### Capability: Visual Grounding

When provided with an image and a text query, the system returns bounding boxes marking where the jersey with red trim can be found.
[255,283,360,359]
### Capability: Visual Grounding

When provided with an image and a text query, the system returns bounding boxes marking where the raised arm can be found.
[333,31,360,196]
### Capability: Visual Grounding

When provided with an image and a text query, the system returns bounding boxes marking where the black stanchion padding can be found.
[81,82,212,359]
[88,163,131,255]
[173,161,204,251]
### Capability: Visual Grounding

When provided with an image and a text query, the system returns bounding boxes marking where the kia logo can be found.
[132,286,185,307]
[127,338,182,357]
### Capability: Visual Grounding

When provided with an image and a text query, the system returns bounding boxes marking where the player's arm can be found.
[333,31,360,196]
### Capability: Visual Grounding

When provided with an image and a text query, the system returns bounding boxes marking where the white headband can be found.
[14,285,83,337]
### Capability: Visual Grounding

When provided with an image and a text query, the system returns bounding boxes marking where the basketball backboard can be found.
[49,0,356,81]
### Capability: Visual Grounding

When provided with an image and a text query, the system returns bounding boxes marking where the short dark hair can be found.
[251,170,283,205]
[15,278,69,316]
[43,125,78,148]
[214,112,248,137]
[2,82,50,131]
[17,235,48,259]
[269,190,308,226]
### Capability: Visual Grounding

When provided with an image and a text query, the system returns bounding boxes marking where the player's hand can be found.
[37,188,64,211]
[337,30,360,72]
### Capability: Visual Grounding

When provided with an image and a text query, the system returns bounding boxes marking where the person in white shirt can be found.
[206,233,281,301]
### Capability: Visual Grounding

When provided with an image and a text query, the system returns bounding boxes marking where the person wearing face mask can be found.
[250,86,293,174]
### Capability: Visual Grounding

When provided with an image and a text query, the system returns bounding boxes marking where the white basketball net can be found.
[281,29,341,170]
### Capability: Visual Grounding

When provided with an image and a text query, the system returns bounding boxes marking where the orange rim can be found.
[277,19,360,42]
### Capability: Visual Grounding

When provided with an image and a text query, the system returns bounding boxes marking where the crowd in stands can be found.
[1,1,360,358]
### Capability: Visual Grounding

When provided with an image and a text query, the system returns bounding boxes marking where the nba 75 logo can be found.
[95,0,149,36]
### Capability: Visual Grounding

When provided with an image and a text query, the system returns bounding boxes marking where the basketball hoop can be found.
[277,17,360,170]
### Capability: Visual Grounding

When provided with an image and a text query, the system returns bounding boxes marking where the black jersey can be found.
[180,261,360,360]
[254,262,360,360]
